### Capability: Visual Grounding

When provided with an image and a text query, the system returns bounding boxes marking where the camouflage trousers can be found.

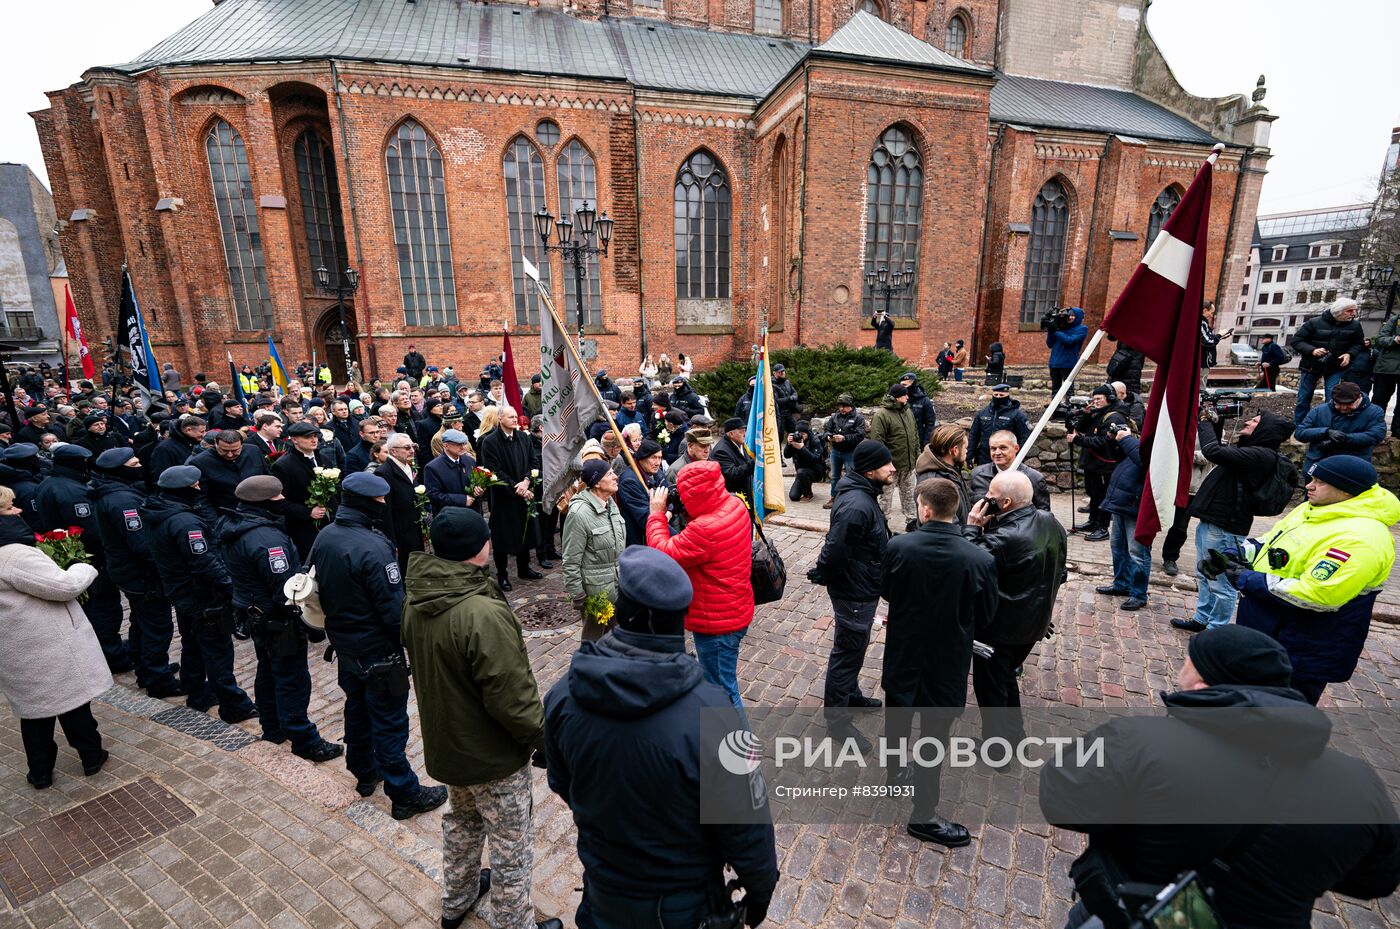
[442,764,536,929]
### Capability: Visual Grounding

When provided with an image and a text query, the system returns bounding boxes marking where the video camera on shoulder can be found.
[1040,306,1076,332]
[1200,389,1250,422]
[1054,395,1091,424]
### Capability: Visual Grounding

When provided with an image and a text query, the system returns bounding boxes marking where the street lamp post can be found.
[865,263,916,319]
[315,265,360,379]
[533,202,614,352]
[1365,263,1398,320]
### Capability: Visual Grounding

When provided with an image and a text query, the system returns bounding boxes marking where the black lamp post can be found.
[534,202,614,349]
[315,265,360,378]
[865,263,916,319]
[1365,262,1398,320]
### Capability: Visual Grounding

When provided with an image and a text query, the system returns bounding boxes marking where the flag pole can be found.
[531,275,646,485]
[60,285,71,401]
[1011,328,1107,471]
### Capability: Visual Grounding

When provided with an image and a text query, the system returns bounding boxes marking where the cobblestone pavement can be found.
[3,490,1400,928]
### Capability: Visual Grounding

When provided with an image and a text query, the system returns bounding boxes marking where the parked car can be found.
[1230,343,1261,364]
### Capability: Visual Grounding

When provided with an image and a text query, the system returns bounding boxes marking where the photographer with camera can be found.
[871,309,895,352]
[1294,381,1386,474]
[1068,386,1129,542]
[1170,409,1293,634]
[1042,306,1088,392]
[1290,297,1365,424]
[783,421,825,502]
[822,394,866,509]
[1041,624,1400,929]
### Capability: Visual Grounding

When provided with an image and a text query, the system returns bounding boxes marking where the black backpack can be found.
[1244,454,1298,517]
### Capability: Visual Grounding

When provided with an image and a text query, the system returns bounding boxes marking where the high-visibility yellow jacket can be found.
[239,372,259,396]
[1236,484,1400,682]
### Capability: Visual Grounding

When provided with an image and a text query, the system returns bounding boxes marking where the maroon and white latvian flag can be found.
[1102,142,1223,546]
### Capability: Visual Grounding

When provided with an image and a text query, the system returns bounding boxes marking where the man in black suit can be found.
[374,432,423,577]
[271,421,330,559]
[246,411,284,459]
[709,417,755,496]
[422,428,483,513]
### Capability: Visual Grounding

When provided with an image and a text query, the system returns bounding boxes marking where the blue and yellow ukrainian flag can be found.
[744,332,786,523]
[267,335,291,394]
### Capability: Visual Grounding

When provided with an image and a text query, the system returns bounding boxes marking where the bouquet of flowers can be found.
[36,527,93,602]
[469,466,508,493]
[266,449,286,467]
[414,485,431,543]
[583,591,614,627]
[522,468,542,541]
[307,467,341,524]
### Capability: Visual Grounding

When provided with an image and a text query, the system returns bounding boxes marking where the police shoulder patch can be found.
[123,509,142,531]
[1311,559,1341,581]
[268,546,290,574]
[73,502,91,518]
[386,562,402,585]
[187,529,207,554]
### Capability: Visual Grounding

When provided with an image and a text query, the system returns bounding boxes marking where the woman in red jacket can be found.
[646,461,754,715]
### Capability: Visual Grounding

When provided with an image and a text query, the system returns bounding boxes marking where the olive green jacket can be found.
[560,489,627,600]
[1373,315,1400,375]
[870,398,921,472]
[400,554,544,786]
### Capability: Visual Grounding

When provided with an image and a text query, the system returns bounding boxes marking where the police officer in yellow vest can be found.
[1205,456,1400,705]
[238,365,259,397]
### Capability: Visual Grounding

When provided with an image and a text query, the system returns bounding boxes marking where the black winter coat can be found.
[1188,412,1293,537]
[880,521,998,707]
[1105,344,1145,394]
[141,491,232,614]
[984,341,1006,378]
[1291,310,1365,373]
[149,432,201,481]
[1072,403,1129,475]
[871,314,895,350]
[815,473,889,601]
[217,504,302,616]
[270,451,323,560]
[375,460,424,576]
[823,409,867,451]
[1099,435,1144,519]
[905,381,937,446]
[1041,685,1400,929]
[670,383,706,419]
[772,377,798,417]
[308,505,404,658]
[543,629,778,907]
[33,464,98,545]
[89,472,159,594]
[0,461,42,531]
[964,504,1067,645]
[191,445,269,515]
[478,427,538,554]
[709,435,753,495]
[968,397,1030,465]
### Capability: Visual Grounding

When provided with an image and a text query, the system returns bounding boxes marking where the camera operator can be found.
[1067,386,1129,542]
[963,471,1067,744]
[822,394,866,509]
[1042,306,1088,392]
[1198,300,1231,388]
[1171,408,1293,634]
[871,308,895,352]
[1295,380,1386,474]
[783,421,825,502]
[1040,625,1400,929]
[1290,297,1365,424]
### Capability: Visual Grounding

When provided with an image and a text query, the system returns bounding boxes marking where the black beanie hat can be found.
[430,507,490,561]
[852,439,893,473]
[1092,384,1115,399]
[1187,625,1293,688]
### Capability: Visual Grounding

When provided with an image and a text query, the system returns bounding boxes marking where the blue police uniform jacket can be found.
[89,473,160,594]
[218,506,301,614]
[307,506,404,658]
[140,492,233,614]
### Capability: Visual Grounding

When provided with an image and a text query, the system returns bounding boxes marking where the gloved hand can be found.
[1198,549,1231,580]
[1325,429,1348,447]
[744,889,772,928]
[530,749,548,770]
[1223,564,1248,589]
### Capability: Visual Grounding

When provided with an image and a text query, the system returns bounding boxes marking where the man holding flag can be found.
[743,334,785,521]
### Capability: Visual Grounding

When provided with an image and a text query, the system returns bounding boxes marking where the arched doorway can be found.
[314,303,359,383]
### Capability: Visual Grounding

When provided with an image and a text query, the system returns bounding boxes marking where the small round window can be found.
[536,120,560,147]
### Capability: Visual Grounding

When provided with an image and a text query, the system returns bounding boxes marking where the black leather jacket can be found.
[815,472,889,601]
[964,505,1067,644]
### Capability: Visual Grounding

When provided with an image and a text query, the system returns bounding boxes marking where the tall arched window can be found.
[1020,179,1071,325]
[863,126,923,318]
[859,0,884,18]
[294,130,348,289]
[755,0,782,34]
[674,151,731,303]
[386,120,457,327]
[945,13,969,58]
[205,119,272,330]
[1145,186,1182,254]
[556,140,600,329]
[504,135,551,326]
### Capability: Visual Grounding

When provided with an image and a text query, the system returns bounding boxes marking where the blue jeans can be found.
[252,633,319,751]
[1192,521,1242,628]
[338,652,420,801]
[692,628,747,719]
[830,448,854,487]
[1294,368,1344,423]
[1108,513,1151,599]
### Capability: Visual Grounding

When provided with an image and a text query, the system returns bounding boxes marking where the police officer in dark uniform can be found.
[33,444,132,673]
[0,443,44,531]
[308,471,445,819]
[89,448,183,698]
[219,475,343,762]
[141,465,258,722]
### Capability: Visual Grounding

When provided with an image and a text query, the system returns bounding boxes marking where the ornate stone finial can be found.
[1252,75,1267,104]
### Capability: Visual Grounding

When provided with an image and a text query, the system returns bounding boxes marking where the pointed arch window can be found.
[556,140,601,329]
[386,120,457,326]
[504,135,551,326]
[205,119,272,330]
[755,0,782,34]
[1145,186,1182,254]
[674,151,731,302]
[945,13,969,58]
[863,126,923,318]
[294,130,349,290]
[1020,179,1071,325]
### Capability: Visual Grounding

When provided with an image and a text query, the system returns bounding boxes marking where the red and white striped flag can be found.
[63,285,95,378]
[1102,142,1223,546]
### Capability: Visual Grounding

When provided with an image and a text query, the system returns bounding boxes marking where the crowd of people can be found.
[1,314,1399,929]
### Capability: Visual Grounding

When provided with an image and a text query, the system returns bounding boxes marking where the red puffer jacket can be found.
[646,460,754,635]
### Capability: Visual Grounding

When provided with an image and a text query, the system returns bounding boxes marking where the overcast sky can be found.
[1,0,1395,216]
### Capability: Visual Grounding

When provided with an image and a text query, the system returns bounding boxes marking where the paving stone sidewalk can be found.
[3,490,1400,928]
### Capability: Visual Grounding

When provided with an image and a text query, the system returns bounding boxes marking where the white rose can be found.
[325,468,341,479]
[415,485,427,495]
[313,467,325,476]
[531,469,540,478]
